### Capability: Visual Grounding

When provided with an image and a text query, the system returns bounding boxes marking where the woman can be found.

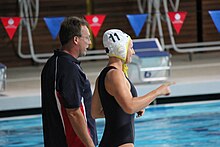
[92,29,174,147]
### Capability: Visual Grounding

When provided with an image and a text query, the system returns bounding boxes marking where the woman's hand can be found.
[156,81,176,96]
[136,109,145,118]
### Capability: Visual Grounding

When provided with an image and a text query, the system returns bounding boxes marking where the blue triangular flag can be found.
[44,17,65,40]
[126,14,148,37]
[209,10,220,33]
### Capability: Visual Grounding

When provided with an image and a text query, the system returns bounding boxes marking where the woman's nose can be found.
[132,49,135,55]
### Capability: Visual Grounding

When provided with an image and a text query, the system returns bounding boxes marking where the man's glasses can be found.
[80,36,91,42]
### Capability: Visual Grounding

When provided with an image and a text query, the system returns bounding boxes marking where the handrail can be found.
[0,63,6,92]
[163,0,220,53]
[18,0,44,61]
[137,0,220,54]
[17,0,108,63]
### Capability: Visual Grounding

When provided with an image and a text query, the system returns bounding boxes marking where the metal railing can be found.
[18,0,109,63]
[0,63,6,92]
[137,0,220,54]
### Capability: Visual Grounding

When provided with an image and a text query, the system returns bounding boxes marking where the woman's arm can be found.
[91,78,105,119]
[105,69,174,114]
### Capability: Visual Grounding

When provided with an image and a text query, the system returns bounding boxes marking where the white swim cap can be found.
[103,29,131,63]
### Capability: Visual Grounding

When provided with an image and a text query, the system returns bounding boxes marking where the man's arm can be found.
[66,108,94,147]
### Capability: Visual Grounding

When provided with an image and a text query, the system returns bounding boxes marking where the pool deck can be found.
[0,51,220,111]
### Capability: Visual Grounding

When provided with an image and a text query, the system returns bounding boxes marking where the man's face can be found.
[78,25,91,57]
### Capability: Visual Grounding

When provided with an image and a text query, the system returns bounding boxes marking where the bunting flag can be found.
[168,12,187,34]
[44,17,65,40]
[126,14,148,37]
[1,17,21,40]
[209,10,220,33]
[85,15,106,37]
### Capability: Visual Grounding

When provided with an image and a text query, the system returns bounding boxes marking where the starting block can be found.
[128,38,171,83]
[0,63,6,92]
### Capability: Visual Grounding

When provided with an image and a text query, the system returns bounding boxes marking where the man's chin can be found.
[79,52,87,57]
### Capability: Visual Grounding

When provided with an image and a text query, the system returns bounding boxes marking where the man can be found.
[41,16,97,147]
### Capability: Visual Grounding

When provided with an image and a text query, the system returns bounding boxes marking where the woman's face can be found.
[126,40,135,63]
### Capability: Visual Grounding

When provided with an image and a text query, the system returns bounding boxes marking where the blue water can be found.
[0,101,220,147]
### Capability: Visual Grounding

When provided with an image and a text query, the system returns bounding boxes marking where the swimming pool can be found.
[0,100,220,147]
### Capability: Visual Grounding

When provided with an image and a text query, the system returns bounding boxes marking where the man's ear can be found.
[73,36,79,45]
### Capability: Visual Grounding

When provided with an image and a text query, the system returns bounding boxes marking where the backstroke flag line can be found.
[2,12,219,42]
[85,15,106,37]
[168,12,187,34]
[1,17,21,40]
[44,17,65,40]
[209,10,220,33]
[126,14,148,37]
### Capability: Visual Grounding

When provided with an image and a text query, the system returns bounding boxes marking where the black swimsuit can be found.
[98,66,137,147]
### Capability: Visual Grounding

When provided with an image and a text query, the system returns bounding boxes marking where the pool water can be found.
[0,100,220,147]
[134,101,220,146]
[0,116,43,147]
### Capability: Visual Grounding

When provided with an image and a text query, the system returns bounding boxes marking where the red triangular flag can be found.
[168,12,187,34]
[85,15,106,37]
[1,17,21,40]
